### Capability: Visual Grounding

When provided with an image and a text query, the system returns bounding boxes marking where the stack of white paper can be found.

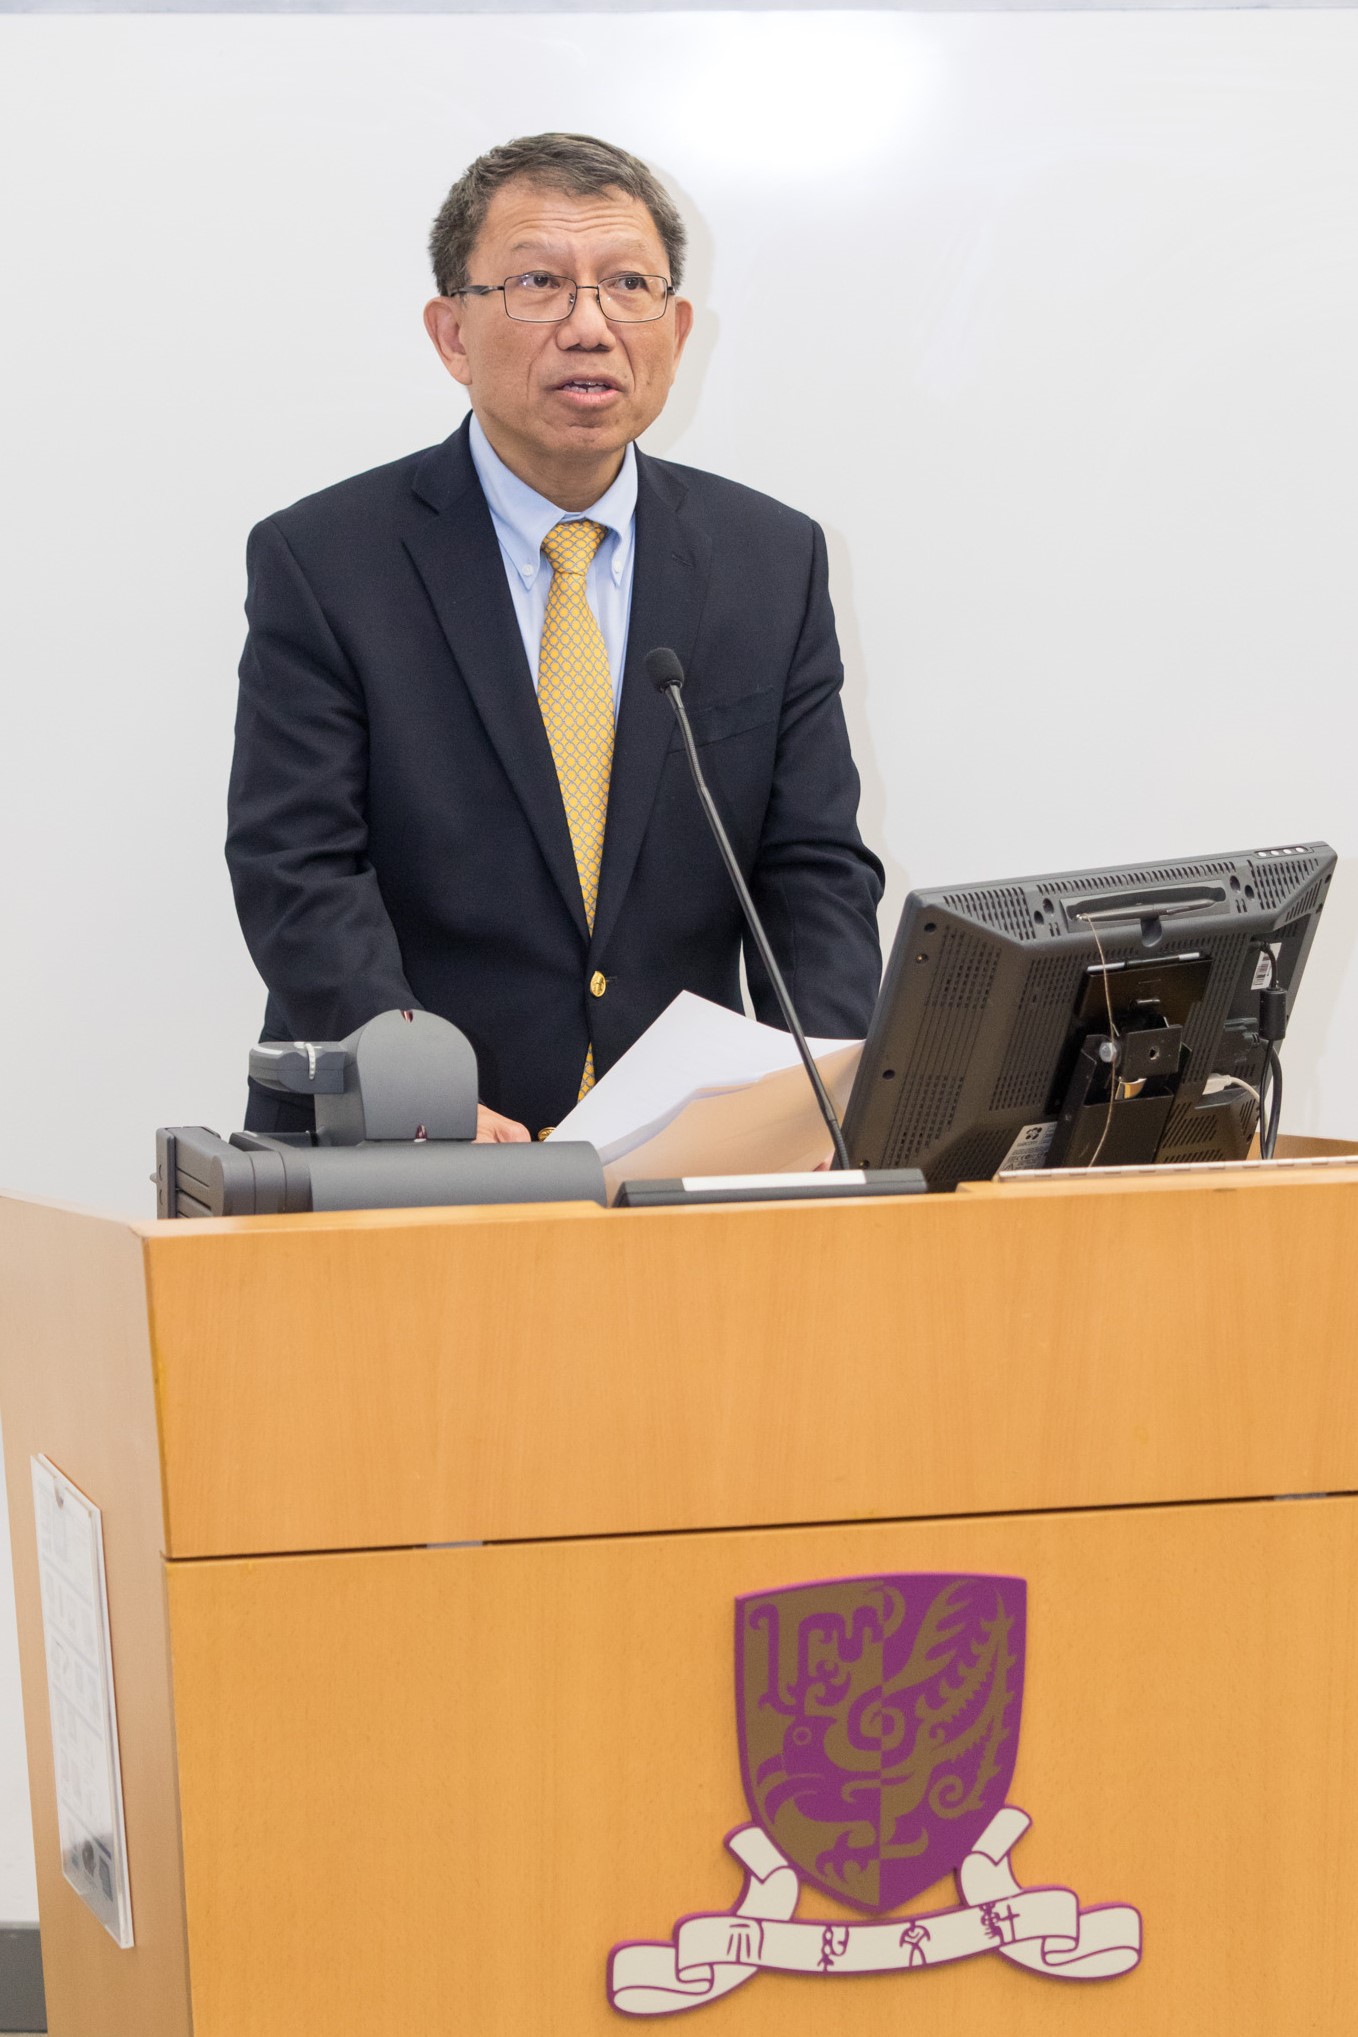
[548,991,863,1201]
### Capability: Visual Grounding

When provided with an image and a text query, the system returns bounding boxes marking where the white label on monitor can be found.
[1251,944,1282,991]
[997,1120,1058,1173]
[31,1456,134,1948]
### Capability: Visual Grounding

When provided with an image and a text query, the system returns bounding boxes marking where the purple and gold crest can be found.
[607,1571,1140,2016]
[736,1573,1025,1913]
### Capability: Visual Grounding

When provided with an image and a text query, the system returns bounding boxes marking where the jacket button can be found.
[590,971,607,998]
[537,1126,555,1141]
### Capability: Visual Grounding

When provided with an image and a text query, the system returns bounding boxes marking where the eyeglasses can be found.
[450,271,675,325]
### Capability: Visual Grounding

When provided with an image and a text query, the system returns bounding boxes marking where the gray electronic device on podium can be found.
[156,1009,606,1216]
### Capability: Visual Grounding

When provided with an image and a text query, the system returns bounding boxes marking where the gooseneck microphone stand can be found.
[645,645,853,1173]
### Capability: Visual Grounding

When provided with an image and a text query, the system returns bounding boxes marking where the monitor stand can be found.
[1046,1022,1185,1169]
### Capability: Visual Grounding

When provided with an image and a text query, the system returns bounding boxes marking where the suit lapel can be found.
[590,454,712,964]
[404,423,589,941]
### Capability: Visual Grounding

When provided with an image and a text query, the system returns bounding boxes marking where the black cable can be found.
[1256,944,1285,1161]
[1082,913,1120,1170]
[1261,1043,1283,1161]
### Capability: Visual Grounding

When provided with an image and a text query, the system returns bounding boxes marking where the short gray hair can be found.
[429,133,688,296]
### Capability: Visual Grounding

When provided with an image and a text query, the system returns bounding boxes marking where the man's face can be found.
[424,179,692,497]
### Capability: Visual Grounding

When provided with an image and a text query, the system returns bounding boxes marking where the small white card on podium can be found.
[31,1455,134,1947]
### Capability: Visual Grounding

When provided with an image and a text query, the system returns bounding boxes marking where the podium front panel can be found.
[165,1492,1358,2036]
[5,1177,1358,2037]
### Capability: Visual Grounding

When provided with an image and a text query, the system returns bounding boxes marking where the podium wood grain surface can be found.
[3,1159,1357,2035]
[166,1494,1358,2037]
[140,1163,1358,1553]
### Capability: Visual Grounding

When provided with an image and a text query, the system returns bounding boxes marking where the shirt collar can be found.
[468,412,637,590]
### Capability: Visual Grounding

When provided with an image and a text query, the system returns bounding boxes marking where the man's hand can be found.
[475,1103,531,1143]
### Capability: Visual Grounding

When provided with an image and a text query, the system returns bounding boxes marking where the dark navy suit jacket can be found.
[226,419,884,1137]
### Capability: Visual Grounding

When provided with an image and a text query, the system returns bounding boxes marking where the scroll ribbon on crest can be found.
[607,1807,1142,2016]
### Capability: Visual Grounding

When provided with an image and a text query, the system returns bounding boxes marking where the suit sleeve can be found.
[225,516,422,1039]
[745,520,885,1037]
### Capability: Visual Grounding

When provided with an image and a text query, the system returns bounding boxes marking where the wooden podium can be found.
[3,1159,1358,2036]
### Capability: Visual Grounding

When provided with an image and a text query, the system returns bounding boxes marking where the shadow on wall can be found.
[635,156,717,464]
[1284,856,1358,1138]
[821,520,907,939]
[639,167,905,960]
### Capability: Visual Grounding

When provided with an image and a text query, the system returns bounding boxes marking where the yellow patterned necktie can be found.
[537,518,614,1098]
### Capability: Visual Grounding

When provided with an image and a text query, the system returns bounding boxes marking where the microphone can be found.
[646,645,852,1171]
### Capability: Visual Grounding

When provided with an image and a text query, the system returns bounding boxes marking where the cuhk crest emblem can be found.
[608,1574,1141,2015]
[739,1574,1023,1913]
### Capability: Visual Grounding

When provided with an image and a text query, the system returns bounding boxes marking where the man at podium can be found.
[226,131,883,1145]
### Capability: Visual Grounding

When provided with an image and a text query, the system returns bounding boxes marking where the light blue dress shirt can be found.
[468,413,637,712]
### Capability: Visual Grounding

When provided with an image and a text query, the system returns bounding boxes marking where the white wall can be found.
[2,5,1357,1922]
